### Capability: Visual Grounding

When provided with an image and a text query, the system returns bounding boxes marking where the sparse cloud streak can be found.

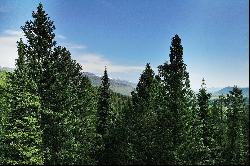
[57,34,66,40]
[77,53,144,74]
[0,29,143,77]
[62,43,87,50]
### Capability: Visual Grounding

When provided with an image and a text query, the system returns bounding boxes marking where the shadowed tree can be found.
[223,86,245,164]
[209,95,227,164]
[129,63,158,164]
[196,78,213,164]
[96,67,111,165]
[197,78,211,147]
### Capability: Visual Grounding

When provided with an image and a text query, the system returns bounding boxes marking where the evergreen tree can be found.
[100,93,132,165]
[240,104,249,165]
[0,70,9,163]
[129,63,158,164]
[197,79,211,146]
[96,67,110,137]
[19,3,95,164]
[1,40,43,164]
[132,63,155,112]
[223,86,245,164]
[20,4,58,164]
[96,67,111,165]
[209,95,227,164]
[196,78,212,164]
[21,3,56,84]
[158,34,194,164]
[0,4,249,165]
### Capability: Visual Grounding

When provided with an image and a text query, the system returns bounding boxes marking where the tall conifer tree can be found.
[209,95,227,164]
[158,34,194,164]
[196,78,213,164]
[18,3,95,164]
[96,67,111,165]
[224,86,244,164]
[130,63,157,164]
[96,67,110,136]
[197,78,211,147]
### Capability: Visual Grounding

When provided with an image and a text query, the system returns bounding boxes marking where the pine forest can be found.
[0,3,249,165]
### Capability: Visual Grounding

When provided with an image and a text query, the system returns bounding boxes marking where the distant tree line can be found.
[0,3,248,165]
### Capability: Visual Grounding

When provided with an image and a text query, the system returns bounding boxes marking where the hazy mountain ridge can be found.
[0,68,136,96]
[1,67,248,97]
[83,72,136,96]
[212,86,249,97]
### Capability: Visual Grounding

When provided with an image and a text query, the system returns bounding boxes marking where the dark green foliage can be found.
[96,68,110,137]
[99,92,132,165]
[197,79,211,142]
[157,34,194,164]
[0,5,248,164]
[1,3,96,165]
[196,78,212,164]
[132,63,155,109]
[223,86,245,164]
[95,67,111,165]
[209,95,227,164]
[19,4,60,164]
[1,40,43,164]
[241,106,249,165]
[128,63,158,165]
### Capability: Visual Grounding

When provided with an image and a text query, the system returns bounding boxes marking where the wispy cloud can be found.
[4,30,23,36]
[62,43,87,50]
[0,29,24,68]
[76,53,144,74]
[0,29,142,75]
[57,34,66,40]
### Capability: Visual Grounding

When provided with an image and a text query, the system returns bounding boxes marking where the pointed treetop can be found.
[174,34,180,39]
[101,66,109,88]
[172,34,181,45]
[169,34,183,64]
[38,2,43,8]
[36,2,44,13]
[146,63,150,68]
[16,39,26,70]
[201,78,206,89]
[104,66,108,77]
[22,2,56,48]
[198,78,211,100]
[133,63,155,100]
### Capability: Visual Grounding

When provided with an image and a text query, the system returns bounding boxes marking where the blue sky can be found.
[0,0,249,90]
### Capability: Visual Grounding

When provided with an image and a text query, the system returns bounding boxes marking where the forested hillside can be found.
[0,4,249,165]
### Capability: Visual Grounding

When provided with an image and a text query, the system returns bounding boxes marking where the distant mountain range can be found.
[212,86,249,98]
[0,67,136,96]
[1,67,248,97]
[206,87,224,93]
[83,72,136,96]
[84,73,249,97]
